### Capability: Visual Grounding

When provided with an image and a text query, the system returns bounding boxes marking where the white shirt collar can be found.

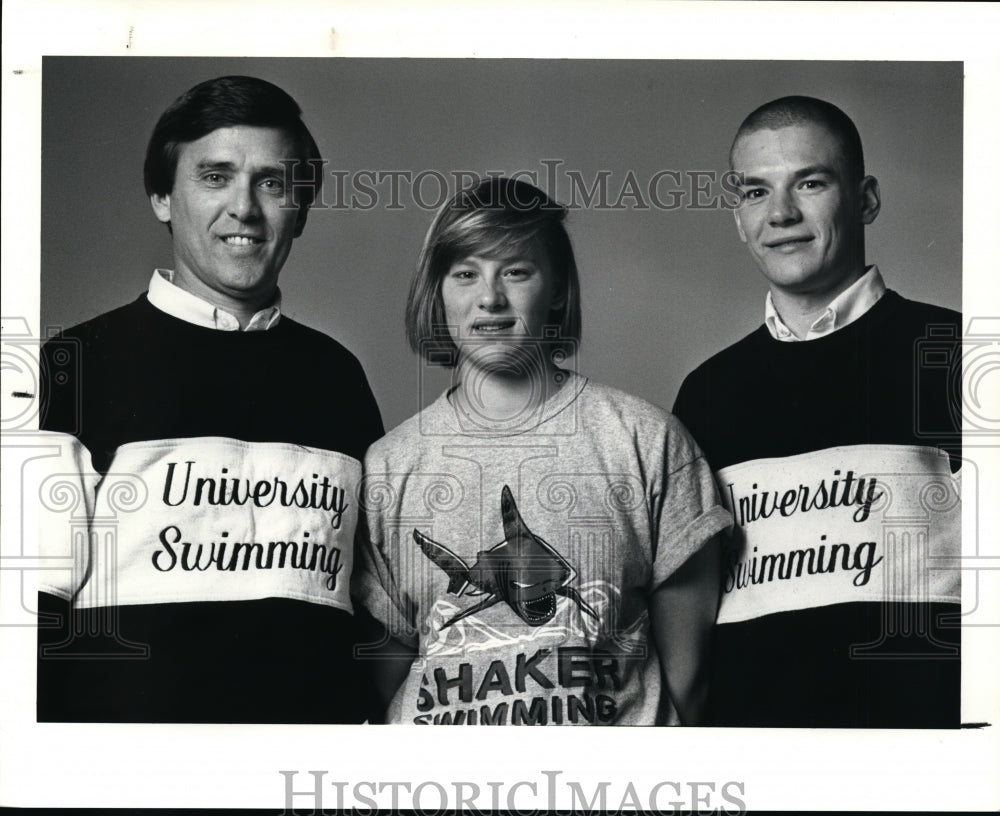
[146,269,281,331]
[764,265,886,342]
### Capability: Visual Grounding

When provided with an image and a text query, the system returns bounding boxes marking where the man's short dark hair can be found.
[730,95,865,180]
[143,75,323,236]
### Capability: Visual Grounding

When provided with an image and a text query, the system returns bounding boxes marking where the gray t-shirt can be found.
[356,373,731,725]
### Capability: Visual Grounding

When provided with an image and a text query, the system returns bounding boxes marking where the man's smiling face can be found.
[732,121,878,302]
[150,125,299,313]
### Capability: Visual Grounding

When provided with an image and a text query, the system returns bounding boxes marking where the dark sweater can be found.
[37,294,384,723]
[674,291,962,727]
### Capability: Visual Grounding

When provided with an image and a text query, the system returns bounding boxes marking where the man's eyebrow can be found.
[792,164,837,179]
[254,163,290,177]
[736,165,838,186]
[192,160,288,177]
[193,160,237,173]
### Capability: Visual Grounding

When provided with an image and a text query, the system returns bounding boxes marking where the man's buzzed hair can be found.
[730,95,865,180]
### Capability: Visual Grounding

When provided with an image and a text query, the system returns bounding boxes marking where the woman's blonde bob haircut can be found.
[406,176,582,366]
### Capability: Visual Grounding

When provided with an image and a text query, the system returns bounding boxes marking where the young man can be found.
[673,96,962,728]
[36,76,384,722]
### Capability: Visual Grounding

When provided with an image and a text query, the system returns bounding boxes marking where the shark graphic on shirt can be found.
[413,485,599,629]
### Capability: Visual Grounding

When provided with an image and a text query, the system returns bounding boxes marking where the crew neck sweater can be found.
[37,294,384,722]
[674,290,962,728]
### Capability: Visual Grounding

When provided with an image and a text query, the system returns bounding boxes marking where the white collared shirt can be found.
[146,269,281,331]
[764,266,886,342]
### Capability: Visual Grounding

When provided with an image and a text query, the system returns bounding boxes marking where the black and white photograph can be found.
[1,2,998,813]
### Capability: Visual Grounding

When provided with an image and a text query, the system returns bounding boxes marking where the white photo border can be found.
[2,1,998,812]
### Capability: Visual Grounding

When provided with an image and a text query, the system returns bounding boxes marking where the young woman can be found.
[355,177,730,726]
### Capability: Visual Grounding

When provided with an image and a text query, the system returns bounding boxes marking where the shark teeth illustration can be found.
[413,485,599,629]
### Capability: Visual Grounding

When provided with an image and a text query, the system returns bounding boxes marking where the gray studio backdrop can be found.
[41,58,962,432]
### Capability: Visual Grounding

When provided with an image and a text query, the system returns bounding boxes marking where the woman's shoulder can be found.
[578,379,703,455]
[577,378,673,423]
[366,411,422,460]
[365,390,452,465]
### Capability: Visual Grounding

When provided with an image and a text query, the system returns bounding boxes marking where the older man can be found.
[674,96,962,728]
[37,76,384,722]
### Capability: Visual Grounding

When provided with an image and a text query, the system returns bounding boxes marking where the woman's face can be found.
[440,241,561,369]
